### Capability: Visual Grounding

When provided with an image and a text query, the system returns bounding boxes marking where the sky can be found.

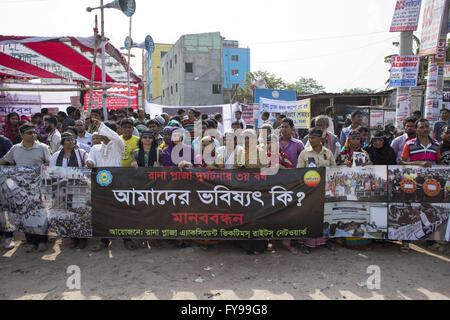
[0,0,421,93]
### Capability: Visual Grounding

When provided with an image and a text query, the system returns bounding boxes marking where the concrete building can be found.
[149,43,173,104]
[161,32,224,106]
[222,40,250,91]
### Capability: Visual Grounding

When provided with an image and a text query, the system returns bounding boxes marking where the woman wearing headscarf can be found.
[215,130,244,169]
[49,132,88,250]
[364,130,397,165]
[195,136,218,169]
[161,127,194,168]
[336,129,372,167]
[1,112,21,144]
[336,129,373,250]
[242,129,265,169]
[131,130,161,168]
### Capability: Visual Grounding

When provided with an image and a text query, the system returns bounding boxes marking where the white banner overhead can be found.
[390,0,422,32]
[419,0,447,57]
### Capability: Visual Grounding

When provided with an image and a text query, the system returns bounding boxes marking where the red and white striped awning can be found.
[0,35,141,84]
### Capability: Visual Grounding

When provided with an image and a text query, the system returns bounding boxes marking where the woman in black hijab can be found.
[365,130,397,165]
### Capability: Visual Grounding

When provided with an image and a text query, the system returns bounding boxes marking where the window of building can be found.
[185,62,193,73]
[163,89,165,97]
[231,55,239,62]
[212,84,222,94]
[176,83,178,92]
[232,83,240,90]
[161,51,167,58]
[170,59,172,69]
[175,54,177,64]
[231,69,239,76]
[171,86,173,95]
[162,67,164,75]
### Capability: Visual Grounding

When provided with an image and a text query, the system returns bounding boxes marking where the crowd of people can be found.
[0,105,449,254]
[326,171,387,201]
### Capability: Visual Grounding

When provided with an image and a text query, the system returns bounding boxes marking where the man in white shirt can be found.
[75,119,92,147]
[325,106,335,135]
[214,113,225,136]
[87,119,133,251]
[87,120,125,168]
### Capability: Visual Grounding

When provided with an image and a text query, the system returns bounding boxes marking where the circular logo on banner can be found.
[304,170,321,187]
[97,170,113,187]
[423,179,441,197]
[272,91,280,98]
[401,178,417,194]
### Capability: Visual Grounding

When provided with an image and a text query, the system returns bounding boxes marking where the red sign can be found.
[83,85,139,111]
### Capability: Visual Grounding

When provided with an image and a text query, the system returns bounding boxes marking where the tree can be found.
[342,88,378,94]
[287,77,326,95]
[235,70,287,103]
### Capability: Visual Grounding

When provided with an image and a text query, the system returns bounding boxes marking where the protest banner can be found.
[241,104,259,127]
[395,92,411,129]
[92,168,325,239]
[1,165,448,241]
[445,63,450,80]
[419,0,446,57]
[424,63,443,125]
[389,56,420,87]
[370,110,385,129]
[390,0,422,32]
[384,110,396,127]
[259,98,311,129]
[83,84,139,111]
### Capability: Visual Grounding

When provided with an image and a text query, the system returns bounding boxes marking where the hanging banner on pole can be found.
[389,56,420,87]
[424,63,443,124]
[390,0,422,32]
[419,0,446,57]
[395,92,411,129]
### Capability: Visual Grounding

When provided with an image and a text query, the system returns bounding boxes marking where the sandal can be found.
[428,243,445,253]
[124,239,137,250]
[400,242,410,253]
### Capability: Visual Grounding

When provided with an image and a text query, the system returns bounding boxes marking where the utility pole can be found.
[424,0,449,126]
[395,31,414,128]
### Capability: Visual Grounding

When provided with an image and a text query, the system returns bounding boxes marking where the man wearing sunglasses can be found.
[0,123,51,252]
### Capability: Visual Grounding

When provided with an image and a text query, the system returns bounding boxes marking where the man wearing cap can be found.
[0,123,51,252]
[297,127,336,168]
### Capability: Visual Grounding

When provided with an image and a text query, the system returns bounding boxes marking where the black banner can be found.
[91,168,325,239]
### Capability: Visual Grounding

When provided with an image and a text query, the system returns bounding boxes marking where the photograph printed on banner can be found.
[388,166,450,203]
[41,167,92,238]
[0,166,47,234]
[323,202,388,239]
[388,203,450,241]
[325,165,388,202]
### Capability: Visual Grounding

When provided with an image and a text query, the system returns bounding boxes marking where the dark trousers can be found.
[25,233,48,245]
[0,231,13,238]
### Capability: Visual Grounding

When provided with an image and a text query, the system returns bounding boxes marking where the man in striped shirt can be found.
[400,119,440,167]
